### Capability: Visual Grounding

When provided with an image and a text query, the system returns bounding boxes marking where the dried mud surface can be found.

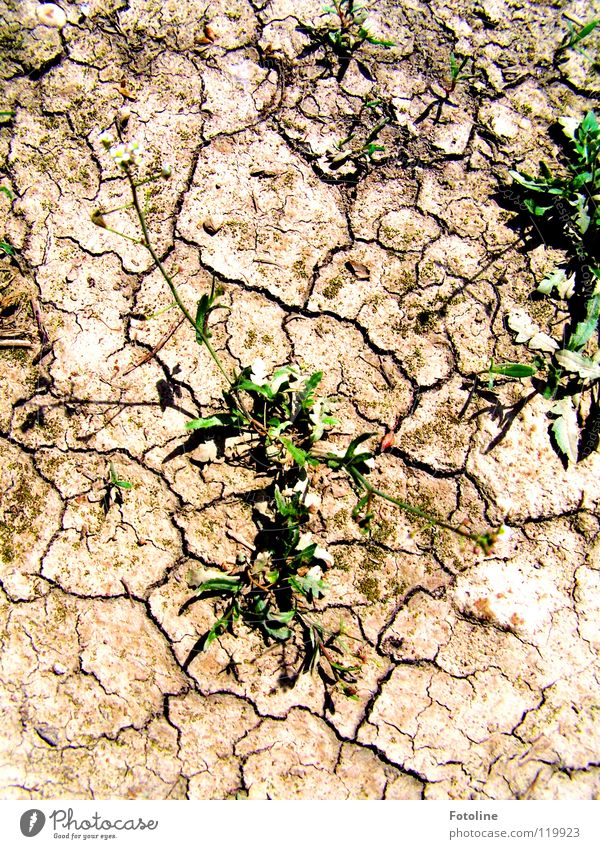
[1,0,600,800]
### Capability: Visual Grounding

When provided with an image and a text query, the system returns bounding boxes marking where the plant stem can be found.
[124,170,233,387]
[350,468,492,551]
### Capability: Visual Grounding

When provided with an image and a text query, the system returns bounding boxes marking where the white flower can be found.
[109,143,130,167]
[108,139,143,168]
[126,140,143,166]
[249,357,269,386]
[36,3,67,28]
[98,130,115,149]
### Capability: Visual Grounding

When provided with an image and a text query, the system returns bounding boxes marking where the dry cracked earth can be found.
[1,0,600,800]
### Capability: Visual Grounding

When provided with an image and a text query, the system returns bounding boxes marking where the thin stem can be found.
[350,468,491,551]
[124,169,233,386]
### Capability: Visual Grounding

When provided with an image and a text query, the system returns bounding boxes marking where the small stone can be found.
[192,440,218,463]
[36,3,67,28]
[202,215,223,235]
[53,662,68,675]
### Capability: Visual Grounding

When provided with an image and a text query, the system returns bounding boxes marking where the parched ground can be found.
[1,0,600,800]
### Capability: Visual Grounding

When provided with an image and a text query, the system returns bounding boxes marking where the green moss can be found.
[333,508,349,528]
[322,276,345,299]
[244,329,257,347]
[0,348,29,363]
[357,575,380,602]
[293,259,308,279]
[0,523,14,562]
[371,518,395,543]
[363,542,386,571]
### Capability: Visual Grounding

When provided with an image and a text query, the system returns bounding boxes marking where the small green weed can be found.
[557,15,599,63]
[300,0,394,79]
[418,52,475,124]
[0,239,16,257]
[103,461,133,512]
[505,111,600,462]
[93,119,501,691]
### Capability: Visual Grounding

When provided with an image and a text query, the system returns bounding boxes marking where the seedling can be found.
[103,462,133,513]
[444,52,475,95]
[505,111,600,462]
[94,119,501,690]
[300,0,394,79]
[418,52,475,124]
[557,15,599,62]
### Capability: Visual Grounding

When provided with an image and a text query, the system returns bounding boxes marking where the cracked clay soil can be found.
[1,0,600,799]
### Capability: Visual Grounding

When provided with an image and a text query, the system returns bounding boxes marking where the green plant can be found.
[418,52,475,124]
[299,0,394,80]
[505,111,600,462]
[103,461,133,512]
[557,16,598,63]
[444,52,474,95]
[0,239,15,256]
[304,0,394,54]
[94,120,501,690]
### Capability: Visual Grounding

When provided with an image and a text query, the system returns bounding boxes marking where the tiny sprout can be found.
[98,130,114,149]
[36,3,67,29]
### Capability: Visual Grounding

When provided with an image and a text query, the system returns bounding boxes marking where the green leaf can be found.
[109,462,132,489]
[550,397,579,463]
[555,349,600,380]
[288,573,327,600]
[194,576,242,596]
[509,170,551,192]
[568,293,600,350]
[344,432,375,460]
[263,623,293,640]
[489,362,538,378]
[236,378,274,399]
[195,294,212,342]
[0,240,15,256]
[185,413,241,430]
[523,198,553,216]
[279,436,309,466]
[267,608,296,625]
[365,34,395,47]
[0,186,13,200]
[581,110,599,136]
[113,479,132,489]
[301,371,323,407]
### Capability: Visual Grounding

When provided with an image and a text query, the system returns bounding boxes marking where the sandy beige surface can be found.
[0,0,599,799]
